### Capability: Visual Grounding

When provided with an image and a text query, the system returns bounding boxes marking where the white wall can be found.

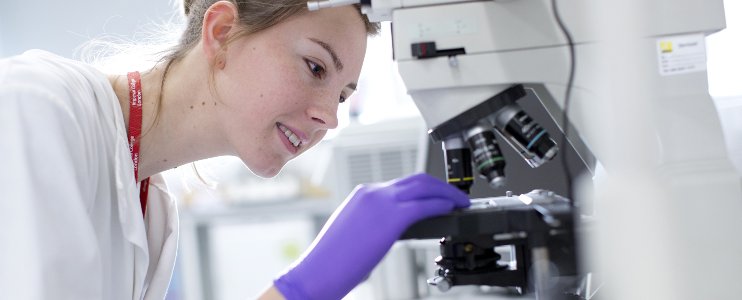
[708,0,742,98]
[709,1,742,173]
[0,0,176,59]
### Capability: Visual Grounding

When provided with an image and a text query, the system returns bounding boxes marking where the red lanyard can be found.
[127,71,150,217]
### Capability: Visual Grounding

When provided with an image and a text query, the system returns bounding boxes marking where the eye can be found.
[305,59,326,79]
[339,93,347,104]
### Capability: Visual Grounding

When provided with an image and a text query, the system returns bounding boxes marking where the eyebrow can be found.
[309,37,357,92]
[309,37,344,72]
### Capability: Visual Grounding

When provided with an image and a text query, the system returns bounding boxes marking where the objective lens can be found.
[443,138,474,194]
[494,105,558,168]
[466,126,506,189]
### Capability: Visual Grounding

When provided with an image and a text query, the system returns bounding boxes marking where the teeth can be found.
[278,123,302,148]
[288,134,300,146]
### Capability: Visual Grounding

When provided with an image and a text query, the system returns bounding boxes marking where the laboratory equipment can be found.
[431,84,561,194]
[400,189,583,299]
[310,0,742,299]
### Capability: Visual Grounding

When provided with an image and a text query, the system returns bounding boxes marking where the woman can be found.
[0,0,470,299]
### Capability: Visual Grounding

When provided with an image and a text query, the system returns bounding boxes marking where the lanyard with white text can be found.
[127,71,150,218]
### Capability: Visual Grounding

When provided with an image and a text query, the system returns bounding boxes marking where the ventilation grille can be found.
[348,153,374,186]
[328,117,426,199]
[346,147,418,189]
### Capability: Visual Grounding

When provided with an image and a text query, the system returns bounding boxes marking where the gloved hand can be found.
[273,173,470,300]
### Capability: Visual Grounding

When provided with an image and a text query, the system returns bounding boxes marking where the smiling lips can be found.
[277,123,303,152]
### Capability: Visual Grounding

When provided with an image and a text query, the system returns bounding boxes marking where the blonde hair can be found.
[171,1,379,71]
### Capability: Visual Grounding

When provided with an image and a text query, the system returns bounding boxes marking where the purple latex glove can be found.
[273,173,470,300]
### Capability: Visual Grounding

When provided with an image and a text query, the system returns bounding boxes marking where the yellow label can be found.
[447,177,474,183]
[659,41,673,53]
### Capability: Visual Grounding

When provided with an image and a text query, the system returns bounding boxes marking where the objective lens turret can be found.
[443,137,474,193]
[493,104,558,168]
[466,125,506,189]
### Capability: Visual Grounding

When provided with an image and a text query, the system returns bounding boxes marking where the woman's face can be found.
[214,7,368,177]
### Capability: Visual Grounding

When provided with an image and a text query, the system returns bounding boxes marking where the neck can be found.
[109,52,230,180]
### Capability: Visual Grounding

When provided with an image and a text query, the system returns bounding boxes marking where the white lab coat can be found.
[0,50,178,300]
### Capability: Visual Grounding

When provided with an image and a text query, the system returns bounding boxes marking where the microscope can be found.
[311,1,742,299]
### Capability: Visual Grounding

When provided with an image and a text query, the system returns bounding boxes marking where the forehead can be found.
[256,6,368,71]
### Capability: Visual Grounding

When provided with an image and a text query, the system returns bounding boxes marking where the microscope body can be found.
[360,0,742,299]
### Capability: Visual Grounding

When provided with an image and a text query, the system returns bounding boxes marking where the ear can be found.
[202,1,239,68]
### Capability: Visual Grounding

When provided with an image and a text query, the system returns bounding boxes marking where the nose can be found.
[307,97,339,129]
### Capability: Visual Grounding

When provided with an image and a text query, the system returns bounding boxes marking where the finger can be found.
[393,173,470,208]
[398,198,458,221]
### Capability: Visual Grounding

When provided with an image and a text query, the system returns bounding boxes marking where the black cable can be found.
[551,0,577,204]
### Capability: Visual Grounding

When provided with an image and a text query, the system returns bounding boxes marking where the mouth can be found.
[277,122,303,154]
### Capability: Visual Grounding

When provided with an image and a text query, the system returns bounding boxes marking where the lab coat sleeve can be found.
[0,84,103,299]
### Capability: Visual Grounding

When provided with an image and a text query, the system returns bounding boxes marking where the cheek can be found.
[228,55,308,106]
[216,46,327,138]
[215,67,278,113]
[259,74,318,116]
[304,130,328,151]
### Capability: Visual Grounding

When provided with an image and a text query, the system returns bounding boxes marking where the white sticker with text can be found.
[657,34,707,76]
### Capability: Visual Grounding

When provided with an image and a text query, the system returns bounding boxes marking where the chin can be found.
[247,161,285,178]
